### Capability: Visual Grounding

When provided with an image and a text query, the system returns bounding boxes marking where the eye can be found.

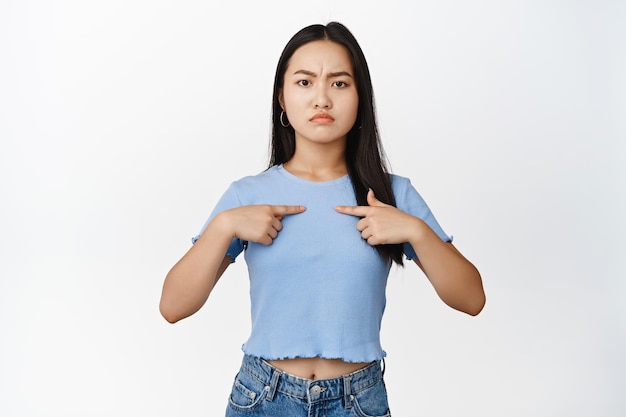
[333,81,348,88]
[297,80,311,87]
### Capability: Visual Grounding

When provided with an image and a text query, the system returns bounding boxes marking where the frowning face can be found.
[280,40,359,149]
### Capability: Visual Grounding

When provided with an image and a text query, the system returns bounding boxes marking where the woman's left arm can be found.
[408,229,485,316]
[335,190,485,316]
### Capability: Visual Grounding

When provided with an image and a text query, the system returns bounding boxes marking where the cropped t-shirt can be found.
[194,165,451,362]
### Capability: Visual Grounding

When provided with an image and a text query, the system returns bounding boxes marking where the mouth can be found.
[310,113,335,123]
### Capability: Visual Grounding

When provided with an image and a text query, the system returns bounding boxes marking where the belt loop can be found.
[266,368,281,402]
[343,375,352,409]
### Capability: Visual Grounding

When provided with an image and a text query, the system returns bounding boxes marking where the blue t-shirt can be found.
[194,165,451,362]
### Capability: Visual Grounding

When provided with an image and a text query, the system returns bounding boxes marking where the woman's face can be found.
[280,40,359,148]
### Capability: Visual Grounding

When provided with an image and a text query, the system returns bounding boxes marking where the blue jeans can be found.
[225,355,391,417]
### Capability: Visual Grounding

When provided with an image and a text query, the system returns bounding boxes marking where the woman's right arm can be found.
[159,213,236,323]
[159,204,306,323]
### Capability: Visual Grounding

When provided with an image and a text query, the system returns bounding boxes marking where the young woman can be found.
[160,22,485,417]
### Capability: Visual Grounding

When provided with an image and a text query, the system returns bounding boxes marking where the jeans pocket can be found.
[227,371,269,412]
[351,379,391,417]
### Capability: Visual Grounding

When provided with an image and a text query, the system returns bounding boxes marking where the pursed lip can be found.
[309,113,335,123]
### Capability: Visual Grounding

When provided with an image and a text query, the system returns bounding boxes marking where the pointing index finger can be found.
[335,205,369,217]
[271,205,306,216]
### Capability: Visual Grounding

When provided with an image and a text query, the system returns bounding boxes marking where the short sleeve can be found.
[391,176,453,260]
[191,183,246,262]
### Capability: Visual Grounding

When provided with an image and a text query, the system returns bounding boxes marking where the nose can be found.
[314,86,331,109]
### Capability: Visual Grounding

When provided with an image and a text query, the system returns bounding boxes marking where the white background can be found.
[1,1,625,416]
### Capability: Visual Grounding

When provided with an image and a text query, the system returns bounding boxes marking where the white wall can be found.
[1,1,624,416]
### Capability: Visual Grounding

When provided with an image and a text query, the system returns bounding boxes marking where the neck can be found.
[283,138,348,182]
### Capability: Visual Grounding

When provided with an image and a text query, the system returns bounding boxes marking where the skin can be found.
[336,190,485,317]
[279,40,358,180]
[160,40,485,380]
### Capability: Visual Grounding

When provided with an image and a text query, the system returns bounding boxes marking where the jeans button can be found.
[311,385,321,396]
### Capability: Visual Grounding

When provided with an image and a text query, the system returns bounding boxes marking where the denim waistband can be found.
[239,355,384,405]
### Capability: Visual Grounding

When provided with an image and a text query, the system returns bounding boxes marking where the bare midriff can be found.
[267,357,372,380]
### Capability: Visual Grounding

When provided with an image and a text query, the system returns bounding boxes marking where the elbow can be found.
[465,301,485,316]
[159,301,183,324]
[459,269,486,316]
[463,293,486,316]
[161,312,181,324]
[442,288,486,316]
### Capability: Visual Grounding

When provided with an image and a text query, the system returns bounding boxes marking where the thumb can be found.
[367,189,389,207]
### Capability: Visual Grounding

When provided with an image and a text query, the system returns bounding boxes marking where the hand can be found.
[335,189,419,246]
[218,204,306,246]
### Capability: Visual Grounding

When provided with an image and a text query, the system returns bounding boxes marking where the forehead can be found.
[286,40,354,73]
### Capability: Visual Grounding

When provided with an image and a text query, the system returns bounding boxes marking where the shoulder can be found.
[230,166,283,188]
[222,166,287,203]
[388,173,429,208]
[389,173,413,196]
[389,173,411,186]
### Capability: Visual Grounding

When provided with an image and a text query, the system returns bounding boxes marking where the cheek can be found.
[346,89,359,109]
[283,85,308,107]
[283,101,302,117]
[347,95,359,120]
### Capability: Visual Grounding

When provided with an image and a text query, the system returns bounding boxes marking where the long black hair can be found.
[269,22,404,266]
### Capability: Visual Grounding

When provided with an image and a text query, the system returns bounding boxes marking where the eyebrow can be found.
[292,69,353,78]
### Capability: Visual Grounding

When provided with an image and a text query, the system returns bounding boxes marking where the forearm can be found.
[159,216,233,323]
[409,220,485,316]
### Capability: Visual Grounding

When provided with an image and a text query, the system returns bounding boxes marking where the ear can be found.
[278,89,285,110]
